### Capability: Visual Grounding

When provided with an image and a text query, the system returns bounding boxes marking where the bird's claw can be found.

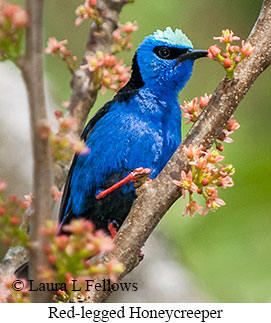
[130,167,151,188]
[130,167,151,179]
[107,220,118,239]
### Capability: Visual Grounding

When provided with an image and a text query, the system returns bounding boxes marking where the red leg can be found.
[96,167,151,200]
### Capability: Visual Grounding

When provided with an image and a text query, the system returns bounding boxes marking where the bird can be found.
[15,27,207,279]
[57,27,207,237]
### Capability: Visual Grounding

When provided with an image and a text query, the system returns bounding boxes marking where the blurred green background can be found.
[10,0,271,302]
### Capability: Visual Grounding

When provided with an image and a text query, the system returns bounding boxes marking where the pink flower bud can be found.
[59,117,77,131]
[10,195,18,202]
[12,9,28,27]
[3,4,28,27]
[201,178,209,186]
[126,43,133,50]
[199,93,211,108]
[226,119,240,131]
[55,235,69,250]
[40,221,58,236]
[214,29,240,43]
[207,45,221,59]
[103,54,117,67]
[241,40,256,57]
[51,186,63,202]
[89,0,97,6]
[48,254,57,264]
[216,143,224,152]
[43,245,51,254]
[71,141,90,155]
[63,219,85,233]
[20,201,30,209]
[3,4,19,18]
[218,130,226,142]
[122,21,138,33]
[223,58,232,68]
[206,150,225,163]
[10,216,20,226]
[45,37,68,55]
[183,201,203,217]
[61,101,70,108]
[182,144,204,159]
[228,45,240,53]
[54,110,63,119]
[0,181,7,192]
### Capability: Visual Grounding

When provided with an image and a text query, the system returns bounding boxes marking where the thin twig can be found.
[21,0,53,302]
[78,0,271,303]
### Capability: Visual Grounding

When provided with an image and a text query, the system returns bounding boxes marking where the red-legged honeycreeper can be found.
[58,27,207,235]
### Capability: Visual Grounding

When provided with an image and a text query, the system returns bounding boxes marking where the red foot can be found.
[96,167,151,200]
[108,222,117,239]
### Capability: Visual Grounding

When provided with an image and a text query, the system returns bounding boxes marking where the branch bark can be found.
[21,0,53,302]
[77,0,271,303]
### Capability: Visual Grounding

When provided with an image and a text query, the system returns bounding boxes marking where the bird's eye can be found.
[153,46,190,60]
[157,46,171,59]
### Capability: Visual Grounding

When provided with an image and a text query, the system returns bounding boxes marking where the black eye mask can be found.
[153,46,190,60]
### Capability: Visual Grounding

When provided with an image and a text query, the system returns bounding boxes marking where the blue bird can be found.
[58,27,207,235]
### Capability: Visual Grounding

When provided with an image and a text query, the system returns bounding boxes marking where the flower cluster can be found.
[0,217,124,302]
[0,181,29,246]
[173,145,235,217]
[112,21,138,53]
[180,94,240,151]
[45,37,77,72]
[39,219,124,301]
[75,0,101,26]
[0,275,29,303]
[180,93,211,124]
[50,110,90,162]
[47,3,136,94]
[0,1,27,63]
[81,51,130,94]
[208,29,256,79]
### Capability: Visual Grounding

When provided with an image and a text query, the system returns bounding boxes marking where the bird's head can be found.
[135,27,207,96]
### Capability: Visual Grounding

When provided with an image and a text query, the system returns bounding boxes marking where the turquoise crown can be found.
[153,27,193,48]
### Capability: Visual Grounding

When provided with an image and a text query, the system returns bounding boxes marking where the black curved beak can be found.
[178,49,208,62]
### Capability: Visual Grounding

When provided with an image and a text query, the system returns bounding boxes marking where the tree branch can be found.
[78,0,271,303]
[20,0,53,302]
